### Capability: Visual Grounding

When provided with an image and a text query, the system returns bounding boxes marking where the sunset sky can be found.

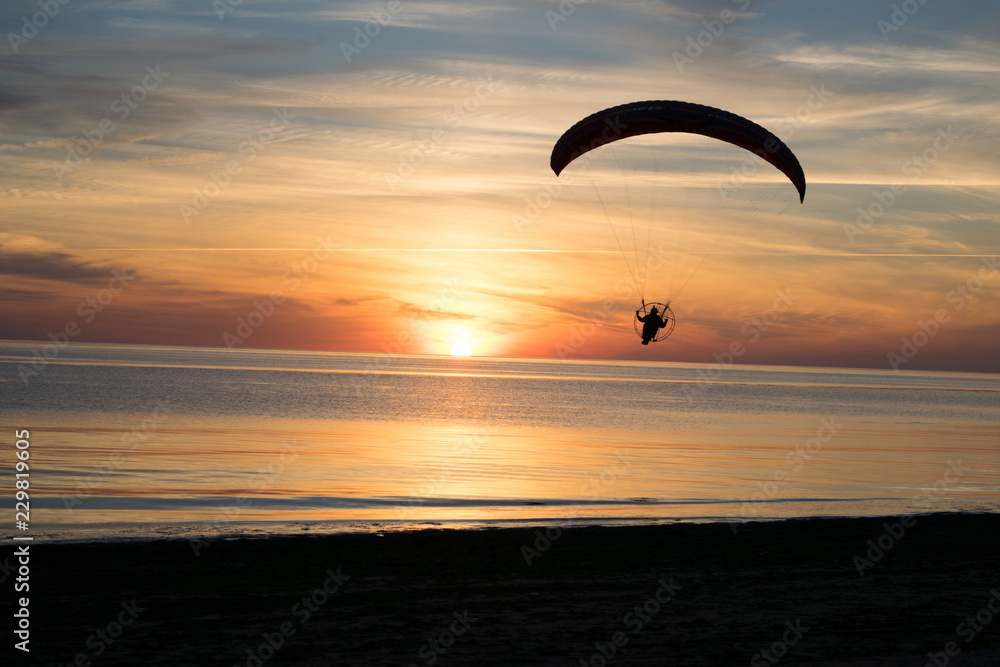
[2,0,998,371]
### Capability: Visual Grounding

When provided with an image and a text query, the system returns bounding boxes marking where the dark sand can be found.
[24,513,1000,666]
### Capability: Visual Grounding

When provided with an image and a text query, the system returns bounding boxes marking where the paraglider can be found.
[550,100,806,345]
[636,301,672,345]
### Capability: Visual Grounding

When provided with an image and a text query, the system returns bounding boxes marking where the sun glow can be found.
[450,342,472,356]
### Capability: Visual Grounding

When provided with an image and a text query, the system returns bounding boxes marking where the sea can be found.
[2,341,998,544]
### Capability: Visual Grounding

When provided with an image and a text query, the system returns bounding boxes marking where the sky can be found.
[1,0,998,372]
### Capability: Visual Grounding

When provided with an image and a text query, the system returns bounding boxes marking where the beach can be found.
[26,513,1000,666]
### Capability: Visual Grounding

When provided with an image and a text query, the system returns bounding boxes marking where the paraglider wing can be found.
[550,100,806,202]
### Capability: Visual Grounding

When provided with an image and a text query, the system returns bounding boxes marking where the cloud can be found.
[0,250,122,283]
[397,302,478,320]
[124,152,222,167]
[333,295,385,307]
[0,138,70,153]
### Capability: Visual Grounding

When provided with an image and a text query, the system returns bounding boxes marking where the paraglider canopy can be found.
[550,100,806,202]
[549,100,807,345]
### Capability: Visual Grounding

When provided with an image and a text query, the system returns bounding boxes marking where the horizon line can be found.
[35,248,996,258]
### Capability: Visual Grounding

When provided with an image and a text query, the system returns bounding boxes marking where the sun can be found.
[450,342,472,356]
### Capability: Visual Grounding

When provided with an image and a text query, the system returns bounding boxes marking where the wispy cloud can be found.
[0,250,126,283]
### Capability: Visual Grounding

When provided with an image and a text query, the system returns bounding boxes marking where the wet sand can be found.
[26,513,1000,666]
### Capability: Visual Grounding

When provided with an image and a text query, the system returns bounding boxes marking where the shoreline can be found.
[25,512,1000,665]
[19,502,1000,546]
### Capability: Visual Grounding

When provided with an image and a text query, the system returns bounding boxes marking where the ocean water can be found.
[2,341,998,543]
